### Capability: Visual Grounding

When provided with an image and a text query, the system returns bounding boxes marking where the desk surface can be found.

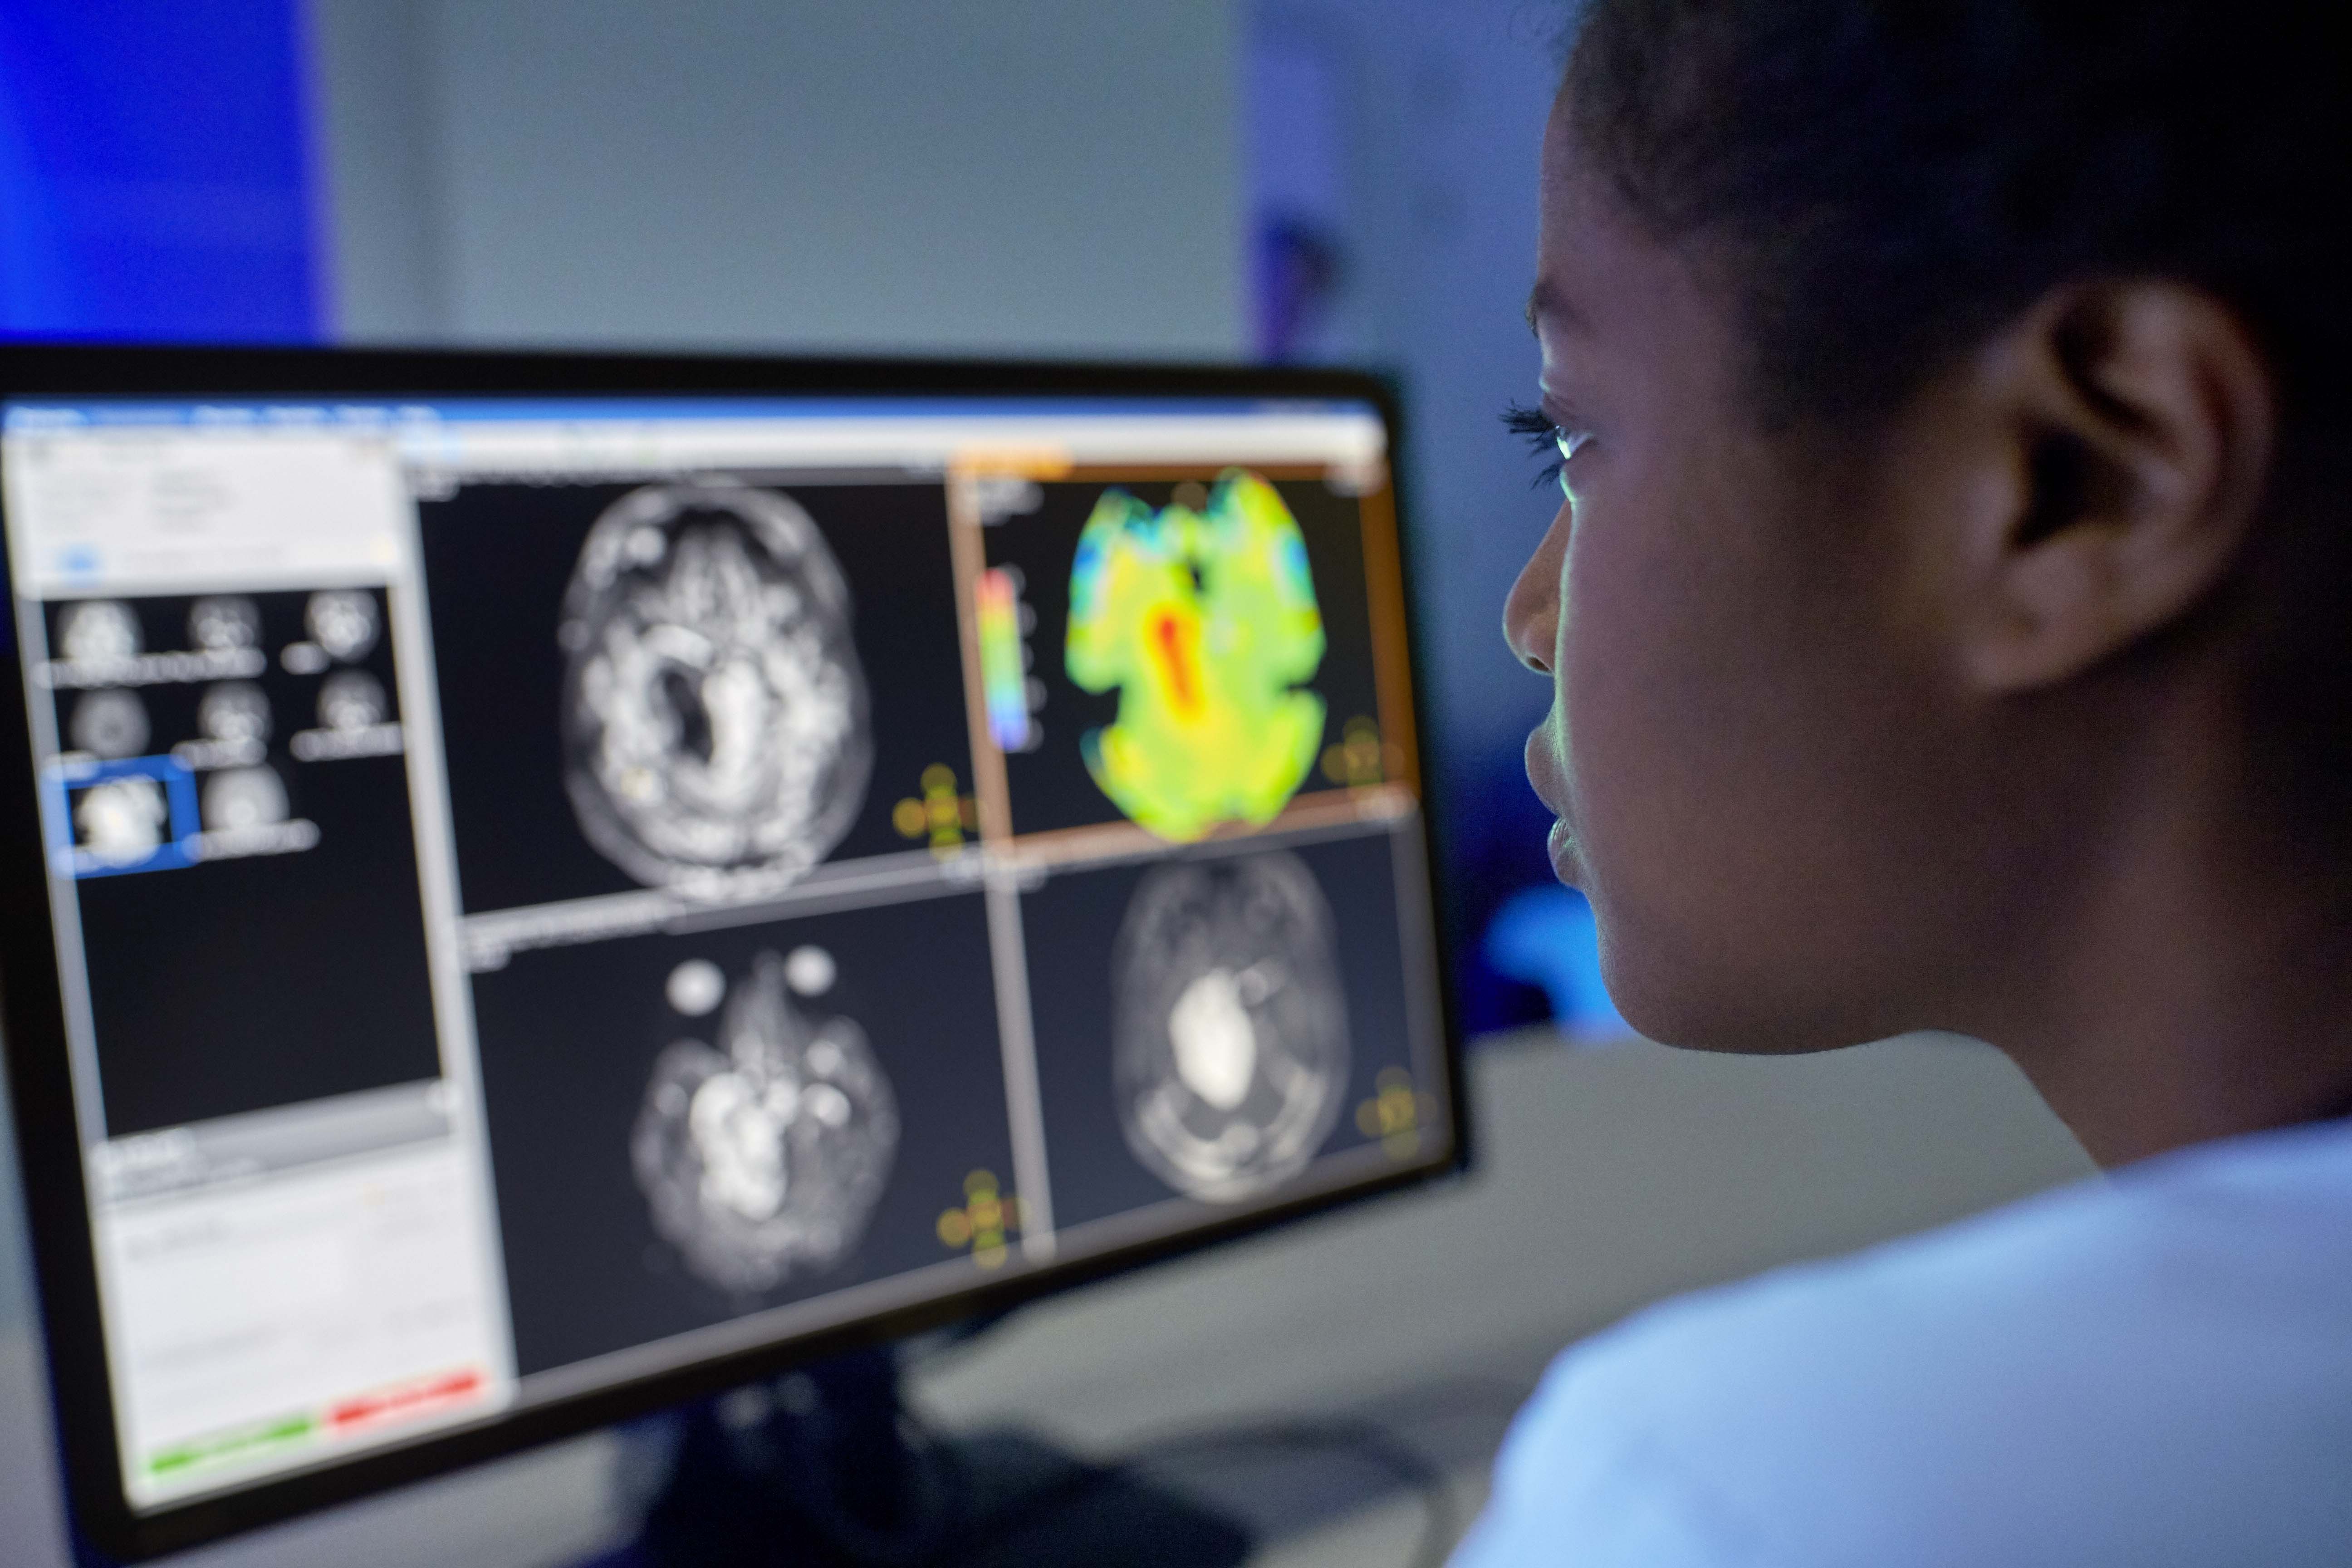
[0,1030,2091,1567]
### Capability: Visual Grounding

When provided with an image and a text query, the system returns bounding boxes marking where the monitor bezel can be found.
[0,341,1471,1563]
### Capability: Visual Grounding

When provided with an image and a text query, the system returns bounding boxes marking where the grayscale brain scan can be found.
[69,689,149,759]
[1112,850,1350,1201]
[202,765,288,833]
[305,589,379,663]
[75,778,165,865]
[198,682,271,745]
[559,482,871,891]
[57,599,140,664]
[317,671,386,732]
[188,595,261,652]
[631,947,897,1293]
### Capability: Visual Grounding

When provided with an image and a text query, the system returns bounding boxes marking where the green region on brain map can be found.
[1064,469,1327,842]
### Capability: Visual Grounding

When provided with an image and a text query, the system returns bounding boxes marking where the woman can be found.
[1458,3,2352,1562]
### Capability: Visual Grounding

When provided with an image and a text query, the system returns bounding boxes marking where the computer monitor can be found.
[0,345,1462,1562]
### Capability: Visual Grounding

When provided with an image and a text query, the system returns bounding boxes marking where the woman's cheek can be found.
[1560,484,1703,870]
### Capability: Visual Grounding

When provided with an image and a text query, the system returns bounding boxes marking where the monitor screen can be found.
[0,350,1458,1557]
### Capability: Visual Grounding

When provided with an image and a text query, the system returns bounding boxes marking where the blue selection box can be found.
[46,755,202,878]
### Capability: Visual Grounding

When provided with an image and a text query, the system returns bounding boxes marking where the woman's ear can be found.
[1956,280,2276,692]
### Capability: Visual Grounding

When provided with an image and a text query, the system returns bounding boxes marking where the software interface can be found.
[0,395,1447,1509]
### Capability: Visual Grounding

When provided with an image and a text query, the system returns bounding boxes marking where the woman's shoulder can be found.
[1471,1117,2352,1567]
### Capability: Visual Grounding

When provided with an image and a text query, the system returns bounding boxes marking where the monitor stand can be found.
[582,1345,1252,1568]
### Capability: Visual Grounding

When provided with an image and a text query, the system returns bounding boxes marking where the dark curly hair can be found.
[1563,0,2352,431]
[1561,0,2352,836]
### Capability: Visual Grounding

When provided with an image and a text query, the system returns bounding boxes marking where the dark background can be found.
[417,476,974,914]
[468,892,1017,1377]
[980,475,1386,838]
[1020,827,1428,1232]
[53,589,442,1136]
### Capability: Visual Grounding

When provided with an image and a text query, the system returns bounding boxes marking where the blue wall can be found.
[1245,1,1592,1037]
[0,0,323,339]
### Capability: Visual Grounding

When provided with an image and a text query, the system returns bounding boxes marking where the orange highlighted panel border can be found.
[944,461,1423,873]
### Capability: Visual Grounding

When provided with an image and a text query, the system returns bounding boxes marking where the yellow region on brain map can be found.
[1065,469,1327,842]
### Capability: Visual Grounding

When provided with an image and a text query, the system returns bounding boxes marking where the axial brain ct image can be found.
[632,948,898,1293]
[560,482,873,889]
[1113,849,1349,1200]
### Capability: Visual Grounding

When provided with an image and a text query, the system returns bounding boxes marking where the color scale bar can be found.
[976,568,1032,751]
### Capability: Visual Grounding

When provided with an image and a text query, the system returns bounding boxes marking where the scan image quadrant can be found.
[633,949,898,1294]
[560,481,872,890]
[466,892,1020,1377]
[1065,469,1326,842]
[1112,848,1350,1200]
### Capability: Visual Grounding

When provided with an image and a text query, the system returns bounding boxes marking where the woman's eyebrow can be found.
[1525,277,1588,337]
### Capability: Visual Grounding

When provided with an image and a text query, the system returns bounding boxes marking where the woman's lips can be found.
[1546,816,1580,883]
[1522,731,1562,810]
[1524,731,1581,883]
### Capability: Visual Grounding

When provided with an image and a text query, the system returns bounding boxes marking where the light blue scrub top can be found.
[1453,1115,2352,1567]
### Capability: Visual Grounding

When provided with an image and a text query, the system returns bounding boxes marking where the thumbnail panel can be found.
[418,477,974,914]
[469,892,1019,1376]
[46,588,440,1135]
[1020,827,1436,1233]
[976,470,1392,843]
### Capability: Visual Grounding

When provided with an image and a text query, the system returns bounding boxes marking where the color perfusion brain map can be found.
[1065,470,1326,841]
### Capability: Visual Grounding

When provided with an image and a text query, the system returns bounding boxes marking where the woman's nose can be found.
[1503,506,1569,674]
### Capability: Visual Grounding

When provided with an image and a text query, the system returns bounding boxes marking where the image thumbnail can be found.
[633,947,897,1293]
[1066,470,1326,842]
[561,482,872,890]
[1112,848,1349,1200]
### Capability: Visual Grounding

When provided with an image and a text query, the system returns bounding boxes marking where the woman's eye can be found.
[1502,402,1590,497]
[1550,429,1592,492]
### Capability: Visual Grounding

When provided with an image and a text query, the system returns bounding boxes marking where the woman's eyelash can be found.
[1501,401,1556,441]
[1502,401,1577,491]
